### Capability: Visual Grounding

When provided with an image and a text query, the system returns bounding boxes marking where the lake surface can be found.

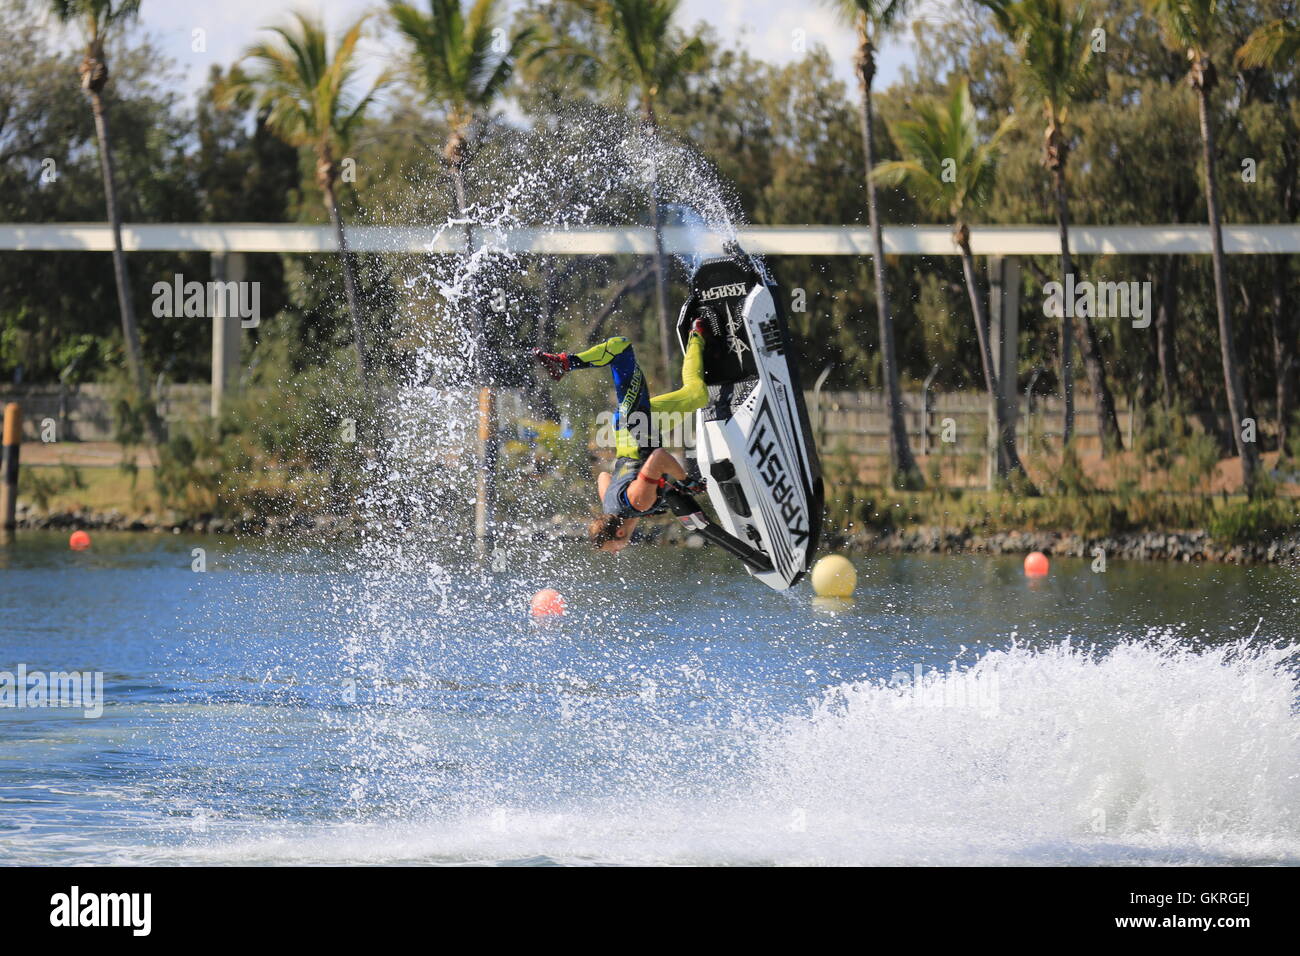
[1,530,1297,865]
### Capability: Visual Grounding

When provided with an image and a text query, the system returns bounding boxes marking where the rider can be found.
[535,320,709,552]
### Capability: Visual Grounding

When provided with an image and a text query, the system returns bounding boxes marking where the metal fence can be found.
[2,382,1134,453]
[814,390,1131,457]
[0,384,209,442]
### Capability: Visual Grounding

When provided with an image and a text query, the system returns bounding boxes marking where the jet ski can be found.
[670,243,823,590]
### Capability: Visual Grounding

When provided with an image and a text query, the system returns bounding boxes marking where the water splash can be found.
[753,636,1300,864]
[150,634,1300,866]
[325,109,749,814]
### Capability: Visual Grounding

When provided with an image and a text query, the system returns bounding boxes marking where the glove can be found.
[679,475,707,495]
[533,349,571,381]
[654,473,707,495]
[690,317,708,339]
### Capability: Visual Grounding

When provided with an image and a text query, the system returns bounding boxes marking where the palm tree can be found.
[219,13,386,395]
[540,0,707,380]
[977,0,1122,454]
[389,0,530,351]
[389,0,532,557]
[1149,0,1260,494]
[874,80,1032,484]
[825,0,923,488]
[49,0,157,438]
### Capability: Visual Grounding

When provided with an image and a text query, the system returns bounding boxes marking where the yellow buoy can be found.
[811,554,857,598]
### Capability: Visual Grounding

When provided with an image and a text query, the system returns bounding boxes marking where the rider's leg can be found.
[649,328,706,414]
[573,337,649,458]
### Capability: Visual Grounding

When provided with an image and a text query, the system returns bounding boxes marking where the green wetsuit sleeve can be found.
[650,332,707,414]
[572,336,631,368]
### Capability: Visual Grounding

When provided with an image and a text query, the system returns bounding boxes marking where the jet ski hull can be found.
[676,250,823,590]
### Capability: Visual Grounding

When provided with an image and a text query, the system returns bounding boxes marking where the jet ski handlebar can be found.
[659,476,774,576]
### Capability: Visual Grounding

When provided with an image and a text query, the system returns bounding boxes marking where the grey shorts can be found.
[601,456,667,517]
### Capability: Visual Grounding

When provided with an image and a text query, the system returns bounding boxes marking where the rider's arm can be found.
[649,332,706,414]
[637,448,687,483]
[628,449,685,511]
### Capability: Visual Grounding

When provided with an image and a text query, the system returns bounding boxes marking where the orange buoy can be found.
[530,588,566,617]
[69,530,91,551]
[1024,550,1049,577]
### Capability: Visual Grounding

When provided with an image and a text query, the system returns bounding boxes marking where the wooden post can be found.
[921,364,940,457]
[1,402,20,538]
[474,386,498,560]
[210,251,245,418]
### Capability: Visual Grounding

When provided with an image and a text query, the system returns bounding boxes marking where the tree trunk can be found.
[958,234,1030,483]
[642,101,674,383]
[1050,164,1076,445]
[1155,255,1179,403]
[1271,254,1295,458]
[857,32,921,488]
[531,257,562,423]
[322,176,369,392]
[1196,81,1259,495]
[89,90,160,443]
[1049,154,1122,454]
[1077,307,1124,454]
[449,160,496,558]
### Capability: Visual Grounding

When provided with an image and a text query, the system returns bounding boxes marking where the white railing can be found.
[2,223,1299,255]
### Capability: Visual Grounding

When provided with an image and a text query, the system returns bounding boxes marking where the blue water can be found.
[1,531,1298,865]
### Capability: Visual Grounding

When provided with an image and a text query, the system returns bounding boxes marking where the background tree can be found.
[1238,11,1300,458]
[218,12,385,394]
[977,0,1122,453]
[1148,0,1261,493]
[826,0,923,488]
[539,0,706,379]
[48,0,161,437]
[1,3,207,385]
[388,0,531,367]
[875,79,1030,481]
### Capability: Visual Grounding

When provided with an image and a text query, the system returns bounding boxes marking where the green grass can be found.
[18,464,159,515]
[827,485,1300,542]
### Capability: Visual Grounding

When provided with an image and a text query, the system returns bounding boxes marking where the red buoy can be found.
[1024,551,1050,577]
[530,588,566,617]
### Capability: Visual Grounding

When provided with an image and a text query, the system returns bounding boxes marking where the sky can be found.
[40,0,948,107]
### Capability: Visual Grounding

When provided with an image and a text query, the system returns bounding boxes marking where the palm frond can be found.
[821,0,914,33]
[1145,0,1220,54]
[49,0,141,49]
[1237,18,1300,69]
[550,0,705,108]
[976,0,1095,119]
[389,0,527,121]
[228,12,382,155]
[874,79,1008,223]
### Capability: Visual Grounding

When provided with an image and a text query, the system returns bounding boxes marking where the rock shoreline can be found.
[829,526,1300,565]
[15,504,1300,565]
